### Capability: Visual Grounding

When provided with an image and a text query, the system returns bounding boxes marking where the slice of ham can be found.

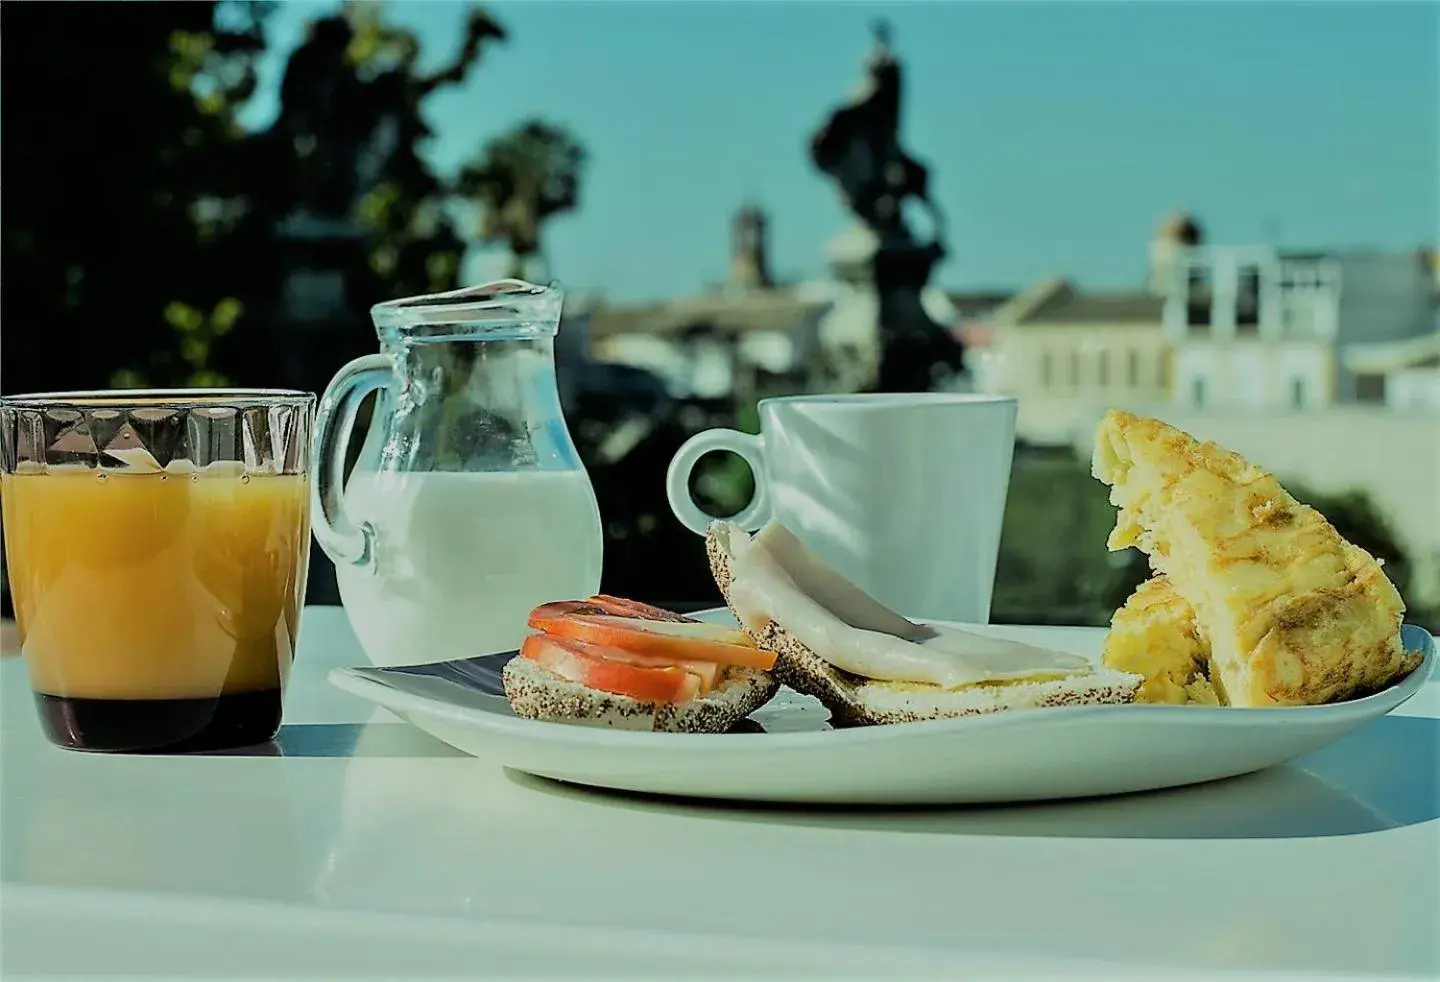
[720,520,1093,688]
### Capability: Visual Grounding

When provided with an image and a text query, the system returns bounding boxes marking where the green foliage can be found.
[343,0,422,71]
[457,118,588,275]
[1,1,273,393]
[735,398,762,435]
[993,453,1133,626]
[2,1,514,398]
[340,2,507,300]
[113,298,244,389]
[572,403,739,606]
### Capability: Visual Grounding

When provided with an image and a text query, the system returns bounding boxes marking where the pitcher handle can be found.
[665,428,771,535]
[311,353,392,568]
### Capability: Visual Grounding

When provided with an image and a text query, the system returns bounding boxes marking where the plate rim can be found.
[327,621,1436,750]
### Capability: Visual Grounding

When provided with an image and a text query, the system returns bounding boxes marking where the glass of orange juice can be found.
[0,389,315,752]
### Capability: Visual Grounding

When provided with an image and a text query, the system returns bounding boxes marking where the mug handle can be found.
[665,428,771,535]
[311,353,393,568]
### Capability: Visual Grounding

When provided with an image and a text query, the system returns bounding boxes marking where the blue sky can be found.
[241,1,1438,303]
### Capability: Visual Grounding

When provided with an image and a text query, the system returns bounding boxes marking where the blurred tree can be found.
[340,1,507,300]
[1098,547,1152,619]
[570,398,736,608]
[1,0,274,392]
[218,1,506,393]
[0,1,510,616]
[456,119,587,279]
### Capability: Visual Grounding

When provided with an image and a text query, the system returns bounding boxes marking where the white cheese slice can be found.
[723,521,1092,688]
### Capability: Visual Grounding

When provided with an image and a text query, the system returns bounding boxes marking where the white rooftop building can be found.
[1343,330,1440,411]
[1158,242,1436,412]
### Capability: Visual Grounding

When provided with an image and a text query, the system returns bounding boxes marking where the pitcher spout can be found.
[369,279,563,338]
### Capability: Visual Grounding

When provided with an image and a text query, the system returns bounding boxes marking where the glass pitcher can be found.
[311,280,604,667]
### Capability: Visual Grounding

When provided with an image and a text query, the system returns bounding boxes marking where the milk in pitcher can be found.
[335,469,603,665]
[311,281,606,667]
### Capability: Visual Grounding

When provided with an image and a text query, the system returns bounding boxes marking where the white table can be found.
[3,606,1437,979]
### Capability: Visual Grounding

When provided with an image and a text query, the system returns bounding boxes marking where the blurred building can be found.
[577,205,1003,403]
[1343,330,1440,411]
[578,205,828,402]
[1161,241,1436,411]
[975,211,1438,431]
[971,277,1167,445]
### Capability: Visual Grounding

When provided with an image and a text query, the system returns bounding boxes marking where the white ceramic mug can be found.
[666,393,1019,624]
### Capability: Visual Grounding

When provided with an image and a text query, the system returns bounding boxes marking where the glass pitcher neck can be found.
[370,279,563,344]
[382,331,577,473]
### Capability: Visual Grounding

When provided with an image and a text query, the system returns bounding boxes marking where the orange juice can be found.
[1,465,310,750]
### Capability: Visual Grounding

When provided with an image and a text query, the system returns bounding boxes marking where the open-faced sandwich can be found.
[706,520,1144,726]
[1093,409,1422,707]
[501,594,779,732]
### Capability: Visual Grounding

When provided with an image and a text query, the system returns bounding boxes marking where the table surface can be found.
[3,606,1438,980]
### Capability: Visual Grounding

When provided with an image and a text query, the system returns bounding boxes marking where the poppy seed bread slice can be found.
[705,520,1142,726]
[502,656,778,733]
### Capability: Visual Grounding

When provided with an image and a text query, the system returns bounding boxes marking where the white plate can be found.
[327,613,1435,806]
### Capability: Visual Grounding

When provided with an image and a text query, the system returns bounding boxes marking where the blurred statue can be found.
[805,21,963,394]
[357,5,508,193]
[251,5,509,396]
[273,14,370,218]
[809,20,945,247]
[269,5,507,222]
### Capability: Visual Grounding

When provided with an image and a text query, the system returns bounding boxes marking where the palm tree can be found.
[456,118,587,279]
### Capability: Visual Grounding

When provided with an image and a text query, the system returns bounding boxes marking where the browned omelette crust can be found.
[1093,409,1420,707]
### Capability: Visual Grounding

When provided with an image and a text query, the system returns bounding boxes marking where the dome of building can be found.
[1155,209,1203,247]
[1146,210,1204,296]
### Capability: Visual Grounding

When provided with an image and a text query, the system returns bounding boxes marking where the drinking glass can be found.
[0,389,315,752]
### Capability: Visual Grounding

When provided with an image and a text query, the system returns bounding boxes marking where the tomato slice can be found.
[586,595,696,623]
[593,647,722,694]
[529,597,695,625]
[521,634,701,704]
[529,612,777,671]
[530,600,619,623]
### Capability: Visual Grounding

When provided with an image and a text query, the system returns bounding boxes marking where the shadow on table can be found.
[213,723,466,759]
[505,714,1440,841]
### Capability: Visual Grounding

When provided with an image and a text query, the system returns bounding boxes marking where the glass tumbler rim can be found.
[0,388,316,411]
